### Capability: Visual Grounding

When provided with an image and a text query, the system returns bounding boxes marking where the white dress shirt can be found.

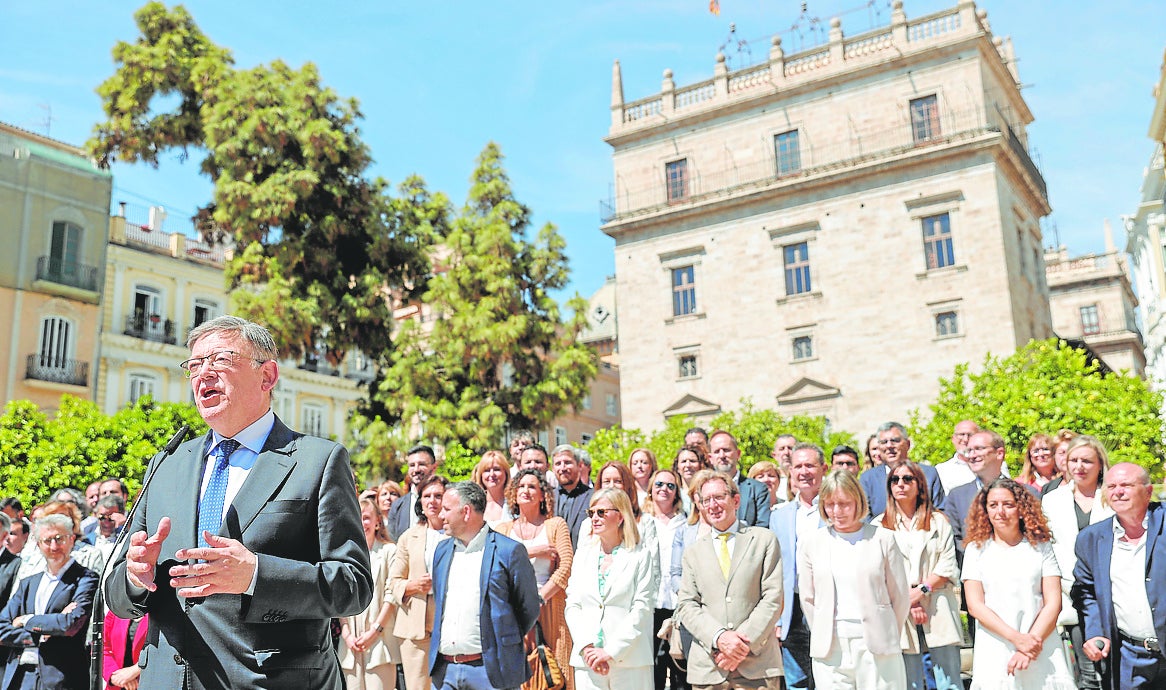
[1111,516,1156,639]
[438,526,488,655]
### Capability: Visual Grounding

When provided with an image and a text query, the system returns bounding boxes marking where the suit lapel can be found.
[727,526,754,582]
[43,563,77,612]
[223,418,297,539]
[480,532,497,608]
[1147,504,1163,572]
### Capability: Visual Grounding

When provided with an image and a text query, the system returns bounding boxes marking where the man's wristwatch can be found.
[916,583,931,595]
[375,624,384,633]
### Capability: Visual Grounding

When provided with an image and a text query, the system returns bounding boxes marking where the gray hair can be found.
[551,444,578,463]
[53,487,88,515]
[0,512,10,535]
[447,481,486,514]
[186,315,279,361]
[35,514,74,539]
[877,421,909,438]
[578,449,592,471]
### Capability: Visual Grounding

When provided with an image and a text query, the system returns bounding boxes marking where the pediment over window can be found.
[776,377,841,406]
[662,393,721,419]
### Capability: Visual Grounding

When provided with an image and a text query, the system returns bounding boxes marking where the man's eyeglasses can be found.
[700,493,732,506]
[179,350,267,378]
[96,514,117,522]
[654,481,678,491]
[38,534,71,546]
[586,508,618,519]
[890,475,916,485]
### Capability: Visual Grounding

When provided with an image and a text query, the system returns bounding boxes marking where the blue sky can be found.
[1,1,1162,301]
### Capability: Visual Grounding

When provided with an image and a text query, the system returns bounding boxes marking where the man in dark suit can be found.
[0,515,21,612]
[859,422,945,520]
[105,315,373,690]
[709,430,771,527]
[1073,462,1166,690]
[386,445,437,542]
[429,482,540,690]
[0,514,98,690]
[551,444,593,548]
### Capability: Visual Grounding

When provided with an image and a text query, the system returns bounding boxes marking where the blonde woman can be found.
[748,460,784,509]
[340,496,400,690]
[565,489,658,690]
[472,450,510,526]
[800,470,910,689]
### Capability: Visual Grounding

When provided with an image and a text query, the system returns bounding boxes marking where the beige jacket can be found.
[874,511,965,651]
[339,540,401,670]
[386,525,438,640]
[674,524,784,686]
[799,524,910,658]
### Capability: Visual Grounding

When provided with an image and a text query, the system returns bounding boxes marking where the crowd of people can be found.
[2,313,1164,690]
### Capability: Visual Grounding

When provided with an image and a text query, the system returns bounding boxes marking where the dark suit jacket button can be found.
[174,655,185,665]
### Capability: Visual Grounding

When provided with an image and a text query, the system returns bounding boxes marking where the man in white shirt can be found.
[429,482,539,690]
[1073,463,1166,690]
[934,420,979,493]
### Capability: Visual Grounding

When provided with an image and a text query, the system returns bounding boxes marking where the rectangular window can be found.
[49,221,82,274]
[580,433,593,445]
[605,394,618,417]
[128,375,157,404]
[792,335,814,361]
[922,213,955,270]
[193,299,218,328]
[37,317,72,369]
[784,242,812,295]
[678,354,698,379]
[775,130,802,176]
[936,311,959,337]
[1080,305,1101,335]
[665,159,689,202]
[302,404,325,437]
[672,266,697,316]
[554,426,567,446]
[910,95,941,143]
[580,394,592,410]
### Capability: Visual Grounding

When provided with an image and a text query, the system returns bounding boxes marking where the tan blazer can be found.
[674,524,784,686]
[799,524,910,658]
[386,524,438,640]
[340,540,401,670]
[1042,482,1113,625]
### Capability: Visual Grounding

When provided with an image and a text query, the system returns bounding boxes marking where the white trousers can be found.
[811,636,907,690]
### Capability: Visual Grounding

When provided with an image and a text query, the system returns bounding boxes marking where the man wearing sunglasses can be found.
[105,315,372,690]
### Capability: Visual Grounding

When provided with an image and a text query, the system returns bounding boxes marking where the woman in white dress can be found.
[1041,434,1112,690]
[565,488,658,690]
[962,477,1075,689]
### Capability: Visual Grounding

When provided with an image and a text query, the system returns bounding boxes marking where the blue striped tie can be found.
[198,439,240,547]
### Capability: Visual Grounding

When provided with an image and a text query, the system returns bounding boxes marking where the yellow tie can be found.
[717,533,731,578]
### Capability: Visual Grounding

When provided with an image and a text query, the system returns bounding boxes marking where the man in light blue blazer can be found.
[1072,463,1166,690]
[430,482,540,690]
[769,443,827,689]
[860,422,945,520]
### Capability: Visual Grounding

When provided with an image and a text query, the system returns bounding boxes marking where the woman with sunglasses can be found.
[565,489,658,690]
[875,461,963,690]
[642,469,687,690]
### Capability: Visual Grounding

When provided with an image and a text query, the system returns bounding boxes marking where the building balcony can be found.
[26,354,89,387]
[300,352,340,376]
[35,256,99,292]
[124,314,178,345]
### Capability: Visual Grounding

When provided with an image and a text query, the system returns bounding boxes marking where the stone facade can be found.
[1045,232,1145,377]
[99,207,370,438]
[601,0,1052,438]
[0,122,112,410]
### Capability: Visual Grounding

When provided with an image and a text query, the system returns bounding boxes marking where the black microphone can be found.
[89,423,191,690]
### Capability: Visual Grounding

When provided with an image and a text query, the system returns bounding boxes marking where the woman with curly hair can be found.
[962,478,1075,689]
[1017,433,1058,490]
[495,469,574,690]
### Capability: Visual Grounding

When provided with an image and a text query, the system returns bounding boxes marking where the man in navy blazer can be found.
[859,422,945,521]
[1072,462,1166,690]
[769,443,827,689]
[0,514,98,690]
[429,482,540,689]
[710,430,771,527]
[106,316,372,690]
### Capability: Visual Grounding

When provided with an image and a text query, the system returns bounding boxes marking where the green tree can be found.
[88,2,443,369]
[376,143,598,449]
[908,338,1164,477]
[0,396,205,506]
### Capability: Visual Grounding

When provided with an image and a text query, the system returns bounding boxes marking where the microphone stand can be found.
[89,424,190,690]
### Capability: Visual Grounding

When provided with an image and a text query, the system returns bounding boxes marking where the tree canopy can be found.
[0,396,206,506]
[908,338,1164,476]
[88,2,443,366]
[375,143,597,450]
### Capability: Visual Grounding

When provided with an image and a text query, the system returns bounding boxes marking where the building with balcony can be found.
[0,122,112,409]
[1124,49,1166,407]
[602,0,1052,437]
[1045,227,1145,378]
[99,206,370,437]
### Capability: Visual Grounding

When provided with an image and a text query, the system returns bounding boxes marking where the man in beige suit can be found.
[675,475,784,690]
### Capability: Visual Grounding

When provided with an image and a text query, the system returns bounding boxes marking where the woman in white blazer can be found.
[565,488,659,690]
[1041,434,1112,690]
[874,461,964,690]
[799,470,910,690]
